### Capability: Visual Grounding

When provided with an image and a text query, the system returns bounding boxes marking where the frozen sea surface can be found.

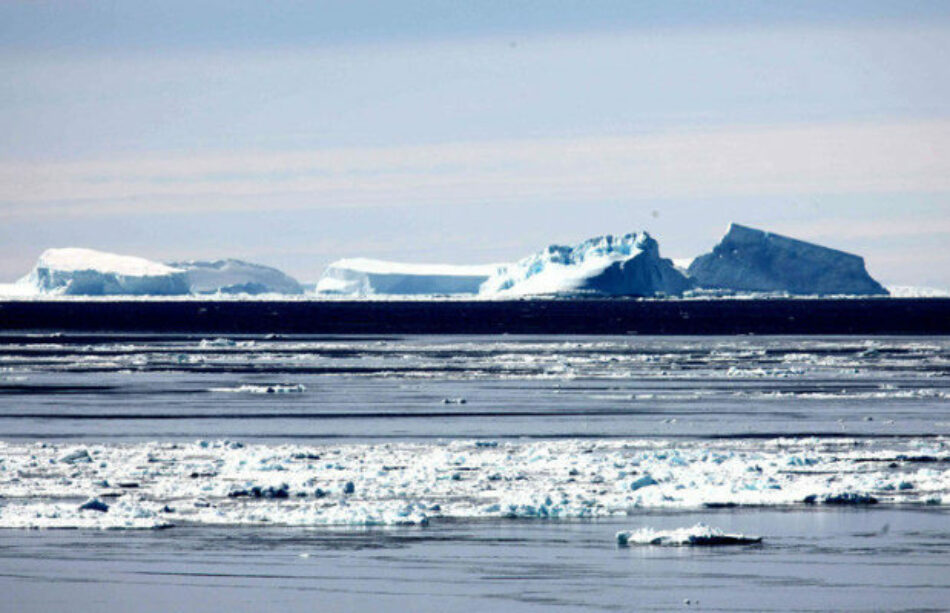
[1,334,949,610]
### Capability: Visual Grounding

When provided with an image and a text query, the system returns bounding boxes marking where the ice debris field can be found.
[1,437,947,530]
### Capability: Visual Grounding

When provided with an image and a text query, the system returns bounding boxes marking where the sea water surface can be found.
[1,335,948,611]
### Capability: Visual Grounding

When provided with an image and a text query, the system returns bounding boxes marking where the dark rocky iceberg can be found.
[688,224,888,296]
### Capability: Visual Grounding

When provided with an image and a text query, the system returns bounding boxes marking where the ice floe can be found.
[0,437,946,530]
[616,523,762,547]
[209,384,307,394]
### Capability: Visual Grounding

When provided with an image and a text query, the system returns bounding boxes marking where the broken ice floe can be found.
[0,437,946,529]
[616,523,762,547]
[210,384,306,394]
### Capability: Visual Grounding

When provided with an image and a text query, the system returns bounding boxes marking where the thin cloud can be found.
[2,119,948,220]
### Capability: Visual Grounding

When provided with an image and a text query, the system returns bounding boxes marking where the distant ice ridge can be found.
[23,248,189,296]
[688,224,888,296]
[316,258,500,296]
[168,259,304,295]
[480,232,691,297]
[1,437,945,529]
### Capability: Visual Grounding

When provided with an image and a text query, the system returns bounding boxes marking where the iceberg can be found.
[23,248,189,296]
[316,258,499,296]
[688,224,888,296]
[480,232,692,297]
[168,259,304,295]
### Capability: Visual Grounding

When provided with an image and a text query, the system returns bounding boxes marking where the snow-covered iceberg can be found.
[168,259,303,295]
[316,258,499,296]
[23,248,189,296]
[480,233,692,297]
[688,224,888,296]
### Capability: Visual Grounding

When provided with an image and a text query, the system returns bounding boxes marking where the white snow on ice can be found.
[316,258,500,296]
[0,437,945,530]
[21,248,190,296]
[480,232,690,297]
[34,248,181,276]
[616,523,762,547]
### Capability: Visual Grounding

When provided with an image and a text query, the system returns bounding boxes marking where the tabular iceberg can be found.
[316,258,499,296]
[23,248,190,296]
[168,259,304,295]
[688,224,888,296]
[480,233,692,297]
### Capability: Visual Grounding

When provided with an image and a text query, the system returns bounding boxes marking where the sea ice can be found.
[210,384,306,394]
[0,437,946,530]
[616,523,762,547]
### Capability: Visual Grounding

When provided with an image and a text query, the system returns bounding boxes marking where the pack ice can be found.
[168,259,304,295]
[688,224,888,296]
[23,248,190,296]
[0,437,946,529]
[480,232,691,297]
[316,258,499,296]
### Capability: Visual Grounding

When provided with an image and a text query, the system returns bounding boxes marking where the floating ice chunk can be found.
[59,449,93,464]
[816,493,879,506]
[199,338,236,348]
[78,498,109,513]
[630,475,658,491]
[616,523,762,547]
[210,384,306,394]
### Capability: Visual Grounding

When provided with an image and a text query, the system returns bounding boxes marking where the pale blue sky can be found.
[2,1,949,287]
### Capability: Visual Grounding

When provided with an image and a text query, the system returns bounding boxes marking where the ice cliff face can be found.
[316,259,498,296]
[25,248,189,296]
[688,224,888,296]
[480,233,692,297]
[169,259,303,295]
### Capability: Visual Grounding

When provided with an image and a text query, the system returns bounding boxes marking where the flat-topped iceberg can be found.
[23,248,189,296]
[480,232,691,297]
[169,258,303,295]
[688,224,888,296]
[316,258,499,296]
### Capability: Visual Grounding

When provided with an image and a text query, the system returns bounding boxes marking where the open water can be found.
[1,334,948,611]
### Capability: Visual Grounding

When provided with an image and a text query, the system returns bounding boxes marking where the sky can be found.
[2,1,949,288]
